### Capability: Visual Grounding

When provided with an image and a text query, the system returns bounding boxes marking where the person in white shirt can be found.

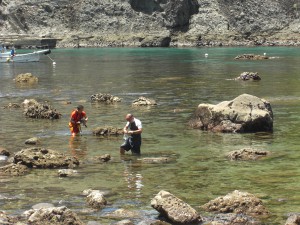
[120,114,142,155]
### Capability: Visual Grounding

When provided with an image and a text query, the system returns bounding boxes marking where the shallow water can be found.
[0,47,300,224]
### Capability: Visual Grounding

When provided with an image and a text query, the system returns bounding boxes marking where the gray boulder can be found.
[151,190,202,224]
[189,94,273,133]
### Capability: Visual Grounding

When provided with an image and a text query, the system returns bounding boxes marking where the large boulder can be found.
[201,190,269,216]
[151,190,202,224]
[13,147,79,168]
[188,94,273,133]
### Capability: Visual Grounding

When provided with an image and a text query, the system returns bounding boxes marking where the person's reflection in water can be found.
[69,136,88,159]
[122,157,144,199]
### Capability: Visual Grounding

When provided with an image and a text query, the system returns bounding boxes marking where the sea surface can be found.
[0,47,300,224]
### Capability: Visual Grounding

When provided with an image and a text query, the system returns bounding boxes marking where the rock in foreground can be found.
[151,190,202,224]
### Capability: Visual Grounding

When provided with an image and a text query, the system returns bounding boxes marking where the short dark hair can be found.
[77,105,84,110]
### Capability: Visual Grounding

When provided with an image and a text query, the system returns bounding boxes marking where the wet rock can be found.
[96,154,111,162]
[25,137,40,145]
[151,190,202,224]
[58,169,78,177]
[23,99,61,119]
[0,147,10,157]
[137,219,172,225]
[14,73,38,83]
[188,94,273,133]
[24,206,84,225]
[0,163,29,176]
[227,148,270,161]
[201,190,269,216]
[235,72,261,81]
[86,190,107,209]
[13,147,79,169]
[2,103,21,109]
[285,213,300,225]
[206,213,260,225]
[235,54,269,60]
[92,126,123,136]
[132,96,157,106]
[90,93,121,103]
[0,211,18,225]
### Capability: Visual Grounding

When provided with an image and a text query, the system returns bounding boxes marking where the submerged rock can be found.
[0,163,29,176]
[13,147,79,169]
[86,190,107,209]
[151,190,202,224]
[235,54,269,60]
[227,148,270,161]
[14,73,38,83]
[92,126,123,136]
[25,137,40,145]
[188,94,273,133]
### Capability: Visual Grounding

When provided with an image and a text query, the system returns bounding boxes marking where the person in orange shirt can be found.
[69,105,88,136]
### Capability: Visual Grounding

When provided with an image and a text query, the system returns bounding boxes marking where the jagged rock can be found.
[13,147,79,169]
[0,211,18,225]
[235,72,261,81]
[132,96,157,106]
[24,206,84,225]
[14,73,38,83]
[201,190,269,216]
[285,213,300,225]
[227,148,270,161]
[188,94,273,133]
[90,93,121,103]
[25,137,40,145]
[86,190,107,209]
[0,163,29,176]
[235,54,269,60]
[22,99,61,119]
[92,126,123,136]
[151,190,202,224]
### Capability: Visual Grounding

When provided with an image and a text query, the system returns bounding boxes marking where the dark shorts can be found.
[120,137,141,155]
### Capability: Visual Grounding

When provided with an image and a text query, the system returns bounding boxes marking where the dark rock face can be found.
[0,0,299,47]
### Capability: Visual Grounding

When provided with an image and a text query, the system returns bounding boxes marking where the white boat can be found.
[0,49,51,63]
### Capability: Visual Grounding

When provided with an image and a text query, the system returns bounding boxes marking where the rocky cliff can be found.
[0,0,299,48]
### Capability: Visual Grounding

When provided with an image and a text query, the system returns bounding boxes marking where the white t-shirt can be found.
[126,118,142,129]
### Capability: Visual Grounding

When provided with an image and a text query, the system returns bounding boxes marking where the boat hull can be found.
[0,49,50,63]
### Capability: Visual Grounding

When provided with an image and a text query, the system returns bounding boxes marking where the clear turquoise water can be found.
[0,47,300,224]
